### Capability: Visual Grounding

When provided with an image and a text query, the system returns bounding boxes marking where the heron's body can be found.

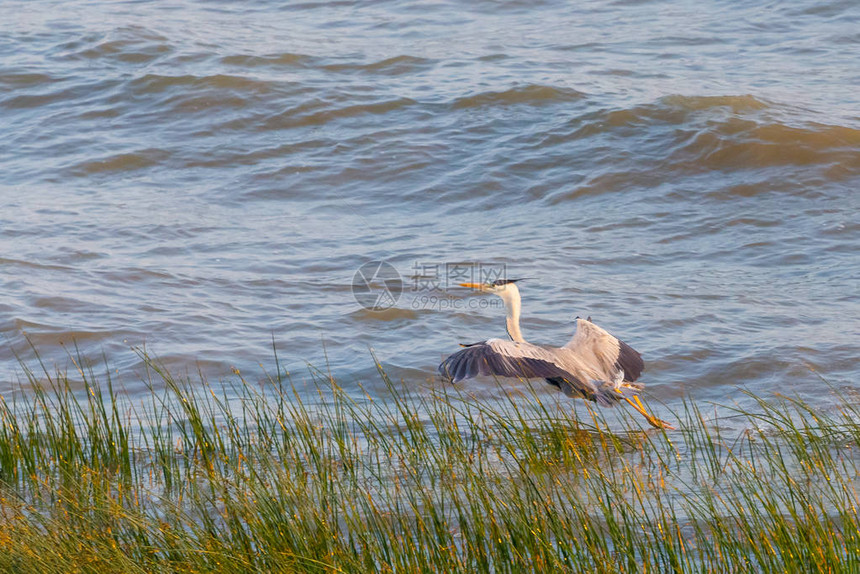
[439,280,672,429]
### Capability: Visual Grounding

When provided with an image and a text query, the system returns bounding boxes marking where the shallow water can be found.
[1,0,858,422]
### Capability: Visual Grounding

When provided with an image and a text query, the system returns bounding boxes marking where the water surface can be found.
[1,0,858,424]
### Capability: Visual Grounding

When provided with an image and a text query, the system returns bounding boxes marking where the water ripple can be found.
[451,84,585,109]
[0,0,858,412]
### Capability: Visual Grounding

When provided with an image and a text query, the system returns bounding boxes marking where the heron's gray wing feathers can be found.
[440,339,584,383]
[439,339,617,406]
[562,318,643,384]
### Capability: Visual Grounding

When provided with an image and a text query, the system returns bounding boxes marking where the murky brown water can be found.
[1,0,858,423]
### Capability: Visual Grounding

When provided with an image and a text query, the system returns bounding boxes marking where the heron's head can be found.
[459,279,523,296]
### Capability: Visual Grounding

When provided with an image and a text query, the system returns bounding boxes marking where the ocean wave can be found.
[0,72,63,89]
[451,84,585,109]
[258,96,418,130]
[1,84,82,110]
[660,94,770,113]
[60,25,173,65]
[675,119,860,172]
[322,55,434,76]
[129,73,274,97]
[120,72,277,116]
[221,53,433,78]
[70,148,171,175]
[585,94,771,132]
[220,52,311,68]
[548,94,859,203]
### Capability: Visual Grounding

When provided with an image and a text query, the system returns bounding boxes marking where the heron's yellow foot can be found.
[624,396,675,430]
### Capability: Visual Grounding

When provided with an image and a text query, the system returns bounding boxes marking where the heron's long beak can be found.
[459,283,485,290]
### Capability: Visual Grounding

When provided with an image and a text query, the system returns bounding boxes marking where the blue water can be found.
[1,0,858,424]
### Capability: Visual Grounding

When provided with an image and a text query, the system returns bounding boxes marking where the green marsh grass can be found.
[0,348,858,573]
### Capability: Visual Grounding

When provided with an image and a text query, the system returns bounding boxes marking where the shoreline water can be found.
[1,348,858,572]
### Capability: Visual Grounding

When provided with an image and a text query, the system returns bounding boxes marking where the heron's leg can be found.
[623,396,675,430]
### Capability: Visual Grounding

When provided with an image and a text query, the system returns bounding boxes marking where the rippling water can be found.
[1,0,858,421]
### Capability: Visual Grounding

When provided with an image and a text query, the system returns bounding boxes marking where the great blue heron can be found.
[439,279,673,429]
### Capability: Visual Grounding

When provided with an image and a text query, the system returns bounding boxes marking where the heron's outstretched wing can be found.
[439,336,640,408]
[562,318,644,383]
[439,338,587,386]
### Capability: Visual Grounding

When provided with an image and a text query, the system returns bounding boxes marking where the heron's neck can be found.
[501,288,525,343]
